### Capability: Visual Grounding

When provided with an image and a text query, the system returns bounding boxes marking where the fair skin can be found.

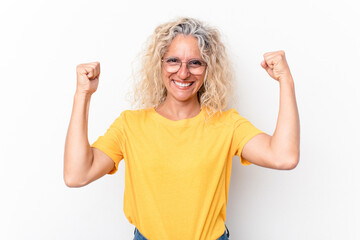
[63,36,299,188]
[155,34,206,120]
[156,36,299,170]
[242,51,300,170]
[64,62,115,187]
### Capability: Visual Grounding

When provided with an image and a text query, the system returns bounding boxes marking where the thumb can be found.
[261,60,275,77]
[260,60,267,69]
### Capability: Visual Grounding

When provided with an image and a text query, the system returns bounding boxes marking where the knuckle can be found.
[76,65,85,73]
[263,52,271,58]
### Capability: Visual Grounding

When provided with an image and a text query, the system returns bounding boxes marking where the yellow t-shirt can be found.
[90,107,264,240]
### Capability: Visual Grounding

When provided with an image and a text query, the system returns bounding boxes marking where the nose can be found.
[177,62,191,79]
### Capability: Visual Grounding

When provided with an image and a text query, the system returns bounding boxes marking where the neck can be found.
[155,98,202,121]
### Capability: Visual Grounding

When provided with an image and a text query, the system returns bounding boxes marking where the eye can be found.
[188,59,203,67]
[165,57,180,64]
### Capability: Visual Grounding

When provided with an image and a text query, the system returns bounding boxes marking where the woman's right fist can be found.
[76,62,100,95]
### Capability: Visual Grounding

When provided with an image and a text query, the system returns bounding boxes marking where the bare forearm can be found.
[63,92,94,186]
[270,75,300,167]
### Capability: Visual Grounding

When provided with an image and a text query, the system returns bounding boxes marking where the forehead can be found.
[164,34,201,59]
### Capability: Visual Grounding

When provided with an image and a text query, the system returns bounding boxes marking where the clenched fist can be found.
[261,50,292,82]
[76,62,101,95]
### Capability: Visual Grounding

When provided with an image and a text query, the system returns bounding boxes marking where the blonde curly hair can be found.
[128,17,233,119]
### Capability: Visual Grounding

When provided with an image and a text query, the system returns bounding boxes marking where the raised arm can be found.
[63,62,114,187]
[241,50,300,170]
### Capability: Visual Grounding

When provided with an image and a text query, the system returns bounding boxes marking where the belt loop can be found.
[225,224,230,238]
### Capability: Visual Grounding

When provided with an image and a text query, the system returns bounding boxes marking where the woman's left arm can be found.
[241,50,300,170]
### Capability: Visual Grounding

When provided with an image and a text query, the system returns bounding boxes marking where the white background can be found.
[0,0,359,239]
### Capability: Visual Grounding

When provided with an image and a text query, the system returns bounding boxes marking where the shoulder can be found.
[203,108,241,127]
[209,108,242,120]
[117,107,153,122]
[226,108,248,123]
[122,107,152,116]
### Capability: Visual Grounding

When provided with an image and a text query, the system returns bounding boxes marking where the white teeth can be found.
[173,81,192,87]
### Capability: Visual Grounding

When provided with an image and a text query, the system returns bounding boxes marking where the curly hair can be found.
[127,17,234,119]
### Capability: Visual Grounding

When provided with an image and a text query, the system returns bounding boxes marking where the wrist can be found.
[279,73,294,84]
[74,91,92,100]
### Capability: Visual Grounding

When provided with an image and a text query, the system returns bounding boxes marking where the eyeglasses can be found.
[161,57,207,75]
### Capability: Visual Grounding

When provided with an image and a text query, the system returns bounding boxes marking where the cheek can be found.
[161,72,172,87]
[162,71,175,80]
[161,70,167,80]
[196,76,205,86]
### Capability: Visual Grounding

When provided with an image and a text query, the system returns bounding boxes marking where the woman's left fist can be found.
[261,50,292,82]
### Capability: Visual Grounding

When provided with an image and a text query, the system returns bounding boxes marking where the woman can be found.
[64,17,300,240]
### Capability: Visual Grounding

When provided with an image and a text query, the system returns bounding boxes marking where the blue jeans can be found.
[133,224,230,240]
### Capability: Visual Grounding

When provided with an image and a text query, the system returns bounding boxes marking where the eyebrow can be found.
[164,56,203,60]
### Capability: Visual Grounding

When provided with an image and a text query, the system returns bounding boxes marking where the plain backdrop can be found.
[0,0,359,239]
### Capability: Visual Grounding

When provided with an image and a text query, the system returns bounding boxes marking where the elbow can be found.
[63,174,88,188]
[275,152,300,170]
[281,158,298,170]
[63,157,92,188]
[64,178,79,188]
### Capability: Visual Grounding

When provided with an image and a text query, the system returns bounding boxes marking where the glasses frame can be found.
[161,57,207,75]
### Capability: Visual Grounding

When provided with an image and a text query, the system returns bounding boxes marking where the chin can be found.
[169,88,200,102]
[168,92,196,102]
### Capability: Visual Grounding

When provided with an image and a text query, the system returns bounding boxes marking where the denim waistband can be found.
[133,224,230,240]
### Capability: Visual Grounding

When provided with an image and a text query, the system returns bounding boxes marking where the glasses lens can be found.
[188,59,206,75]
[163,57,206,74]
[164,58,180,73]
[189,66,206,75]
[165,65,180,73]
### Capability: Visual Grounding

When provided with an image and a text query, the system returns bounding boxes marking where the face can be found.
[161,34,206,104]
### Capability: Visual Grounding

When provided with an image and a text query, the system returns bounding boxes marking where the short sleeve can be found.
[90,112,126,175]
[231,109,264,166]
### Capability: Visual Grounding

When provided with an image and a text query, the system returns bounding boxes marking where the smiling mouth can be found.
[172,80,194,88]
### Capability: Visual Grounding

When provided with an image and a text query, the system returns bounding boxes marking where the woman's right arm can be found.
[63,62,114,188]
